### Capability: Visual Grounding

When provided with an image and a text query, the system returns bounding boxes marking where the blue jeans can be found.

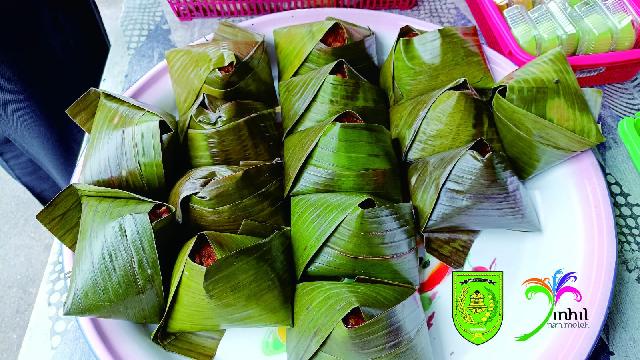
[0,0,108,204]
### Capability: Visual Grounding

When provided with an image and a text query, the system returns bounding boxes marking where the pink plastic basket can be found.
[467,0,640,86]
[167,0,417,20]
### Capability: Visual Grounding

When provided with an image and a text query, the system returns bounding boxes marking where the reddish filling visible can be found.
[320,23,348,48]
[399,26,419,39]
[193,242,218,267]
[470,140,492,157]
[330,63,348,79]
[342,307,366,328]
[335,112,364,124]
[217,63,235,75]
[148,204,171,223]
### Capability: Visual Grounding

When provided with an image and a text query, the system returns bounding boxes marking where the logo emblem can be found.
[516,269,583,341]
[452,271,503,345]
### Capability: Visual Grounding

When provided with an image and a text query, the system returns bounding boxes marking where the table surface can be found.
[17,0,640,359]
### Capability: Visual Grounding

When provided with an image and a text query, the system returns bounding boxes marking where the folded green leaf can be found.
[390,79,498,161]
[284,113,401,202]
[279,60,388,137]
[169,161,287,233]
[153,228,293,359]
[492,48,605,179]
[424,231,479,269]
[203,229,294,326]
[408,139,539,232]
[66,88,177,199]
[381,26,494,105]
[36,184,176,323]
[291,193,419,286]
[152,235,225,360]
[287,281,431,360]
[166,22,277,121]
[185,96,281,167]
[274,17,378,82]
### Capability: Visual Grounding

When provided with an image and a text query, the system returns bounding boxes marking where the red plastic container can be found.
[168,0,417,20]
[467,0,640,86]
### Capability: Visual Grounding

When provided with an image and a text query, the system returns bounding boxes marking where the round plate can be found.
[64,8,616,360]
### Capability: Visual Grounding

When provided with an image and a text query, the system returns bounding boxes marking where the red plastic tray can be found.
[167,0,417,20]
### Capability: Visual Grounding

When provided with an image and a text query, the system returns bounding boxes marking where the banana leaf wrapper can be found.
[381,26,494,105]
[166,21,277,122]
[66,88,177,200]
[152,226,293,360]
[279,60,388,137]
[185,95,281,167]
[492,48,605,179]
[424,231,479,269]
[390,79,500,161]
[291,193,419,286]
[274,17,378,83]
[284,114,402,202]
[287,281,432,360]
[408,139,539,232]
[36,184,177,323]
[170,161,287,233]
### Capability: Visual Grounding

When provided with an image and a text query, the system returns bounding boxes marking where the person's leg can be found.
[0,58,81,203]
[0,137,61,204]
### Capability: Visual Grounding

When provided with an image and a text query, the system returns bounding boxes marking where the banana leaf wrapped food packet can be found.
[288,281,432,360]
[66,88,177,200]
[184,94,280,167]
[390,78,499,161]
[284,111,401,202]
[170,161,287,233]
[152,223,293,360]
[492,48,605,179]
[381,25,494,105]
[279,60,388,137]
[36,184,176,323]
[274,17,378,83]
[408,139,539,233]
[291,193,419,286]
[166,21,277,121]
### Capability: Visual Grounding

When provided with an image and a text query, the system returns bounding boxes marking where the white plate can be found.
[64,8,616,360]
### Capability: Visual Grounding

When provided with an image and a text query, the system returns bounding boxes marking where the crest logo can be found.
[452,271,503,345]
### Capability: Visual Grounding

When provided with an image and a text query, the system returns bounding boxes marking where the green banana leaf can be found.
[408,139,539,232]
[381,26,494,105]
[284,113,402,202]
[390,78,499,161]
[279,60,388,137]
[66,88,177,200]
[424,231,479,269]
[291,193,419,286]
[274,17,378,82]
[166,21,277,121]
[185,95,281,167]
[492,48,605,179]
[36,184,176,323]
[287,281,432,360]
[169,161,287,233]
[152,227,293,359]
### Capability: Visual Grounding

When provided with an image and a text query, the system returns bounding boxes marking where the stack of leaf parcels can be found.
[38,22,293,360]
[35,18,606,360]
[276,18,433,360]
[381,25,604,267]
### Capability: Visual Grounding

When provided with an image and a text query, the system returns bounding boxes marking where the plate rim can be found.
[62,7,617,360]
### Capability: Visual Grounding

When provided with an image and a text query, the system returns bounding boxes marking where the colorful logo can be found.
[516,269,583,341]
[452,271,503,345]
